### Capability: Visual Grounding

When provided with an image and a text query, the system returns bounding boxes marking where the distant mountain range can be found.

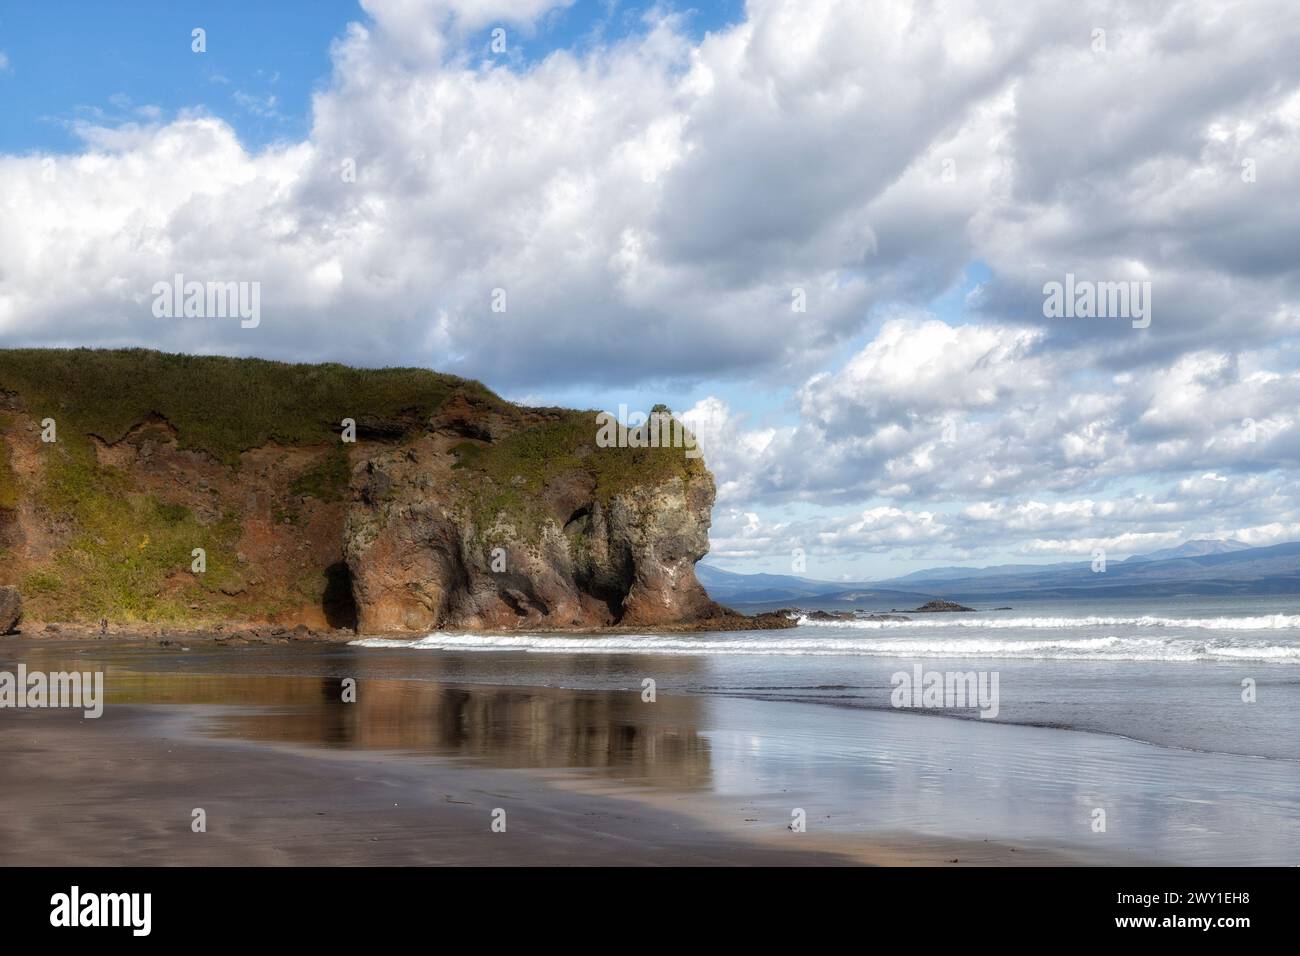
[1122,538,1252,563]
[700,539,1300,608]
[693,564,936,607]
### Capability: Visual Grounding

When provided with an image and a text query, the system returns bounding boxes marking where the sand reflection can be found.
[93,666,713,788]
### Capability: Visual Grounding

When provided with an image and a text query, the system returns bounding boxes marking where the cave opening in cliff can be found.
[592,547,637,624]
[322,561,359,631]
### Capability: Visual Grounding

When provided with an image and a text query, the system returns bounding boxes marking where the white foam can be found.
[798,613,1300,631]
[350,631,1300,663]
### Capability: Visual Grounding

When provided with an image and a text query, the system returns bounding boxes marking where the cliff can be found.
[0,348,728,633]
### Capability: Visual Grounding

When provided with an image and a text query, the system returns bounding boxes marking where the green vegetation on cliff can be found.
[28,442,247,621]
[452,413,705,497]
[0,348,494,464]
[0,421,18,511]
[450,407,708,542]
[289,444,352,501]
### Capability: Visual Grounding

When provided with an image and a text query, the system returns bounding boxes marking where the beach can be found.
[0,654,1083,866]
[4,597,1298,867]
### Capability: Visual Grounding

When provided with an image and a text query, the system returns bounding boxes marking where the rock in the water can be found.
[687,609,797,631]
[804,609,855,621]
[0,586,21,634]
[912,599,975,613]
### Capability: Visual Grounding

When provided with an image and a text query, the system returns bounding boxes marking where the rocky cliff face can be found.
[342,396,721,631]
[345,464,718,631]
[0,349,723,633]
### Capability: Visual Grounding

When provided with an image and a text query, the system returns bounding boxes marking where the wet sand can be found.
[6,638,1290,865]
[0,639,1077,866]
[0,706,859,866]
[0,707,1091,867]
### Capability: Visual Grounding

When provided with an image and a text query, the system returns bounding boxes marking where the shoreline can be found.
[7,609,797,646]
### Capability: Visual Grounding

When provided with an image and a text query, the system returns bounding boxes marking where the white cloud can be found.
[798,318,1052,426]
[10,0,1287,384]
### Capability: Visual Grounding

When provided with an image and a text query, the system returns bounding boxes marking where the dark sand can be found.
[0,705,1084,866]
[0,638,1089,866]
[0,706,845,865]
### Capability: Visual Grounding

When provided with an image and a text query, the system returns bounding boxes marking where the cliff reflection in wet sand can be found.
[108,669,714,789]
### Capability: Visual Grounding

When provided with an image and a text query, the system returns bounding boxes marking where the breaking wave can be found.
[351,631,1300,663]
[798,614,1300,630]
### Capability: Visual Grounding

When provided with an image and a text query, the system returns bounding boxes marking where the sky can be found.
[2,0,1300,580]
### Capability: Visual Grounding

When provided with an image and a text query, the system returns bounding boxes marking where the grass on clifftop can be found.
[454,412,706,497]
[451,407,708,541]
[0,348,498,464]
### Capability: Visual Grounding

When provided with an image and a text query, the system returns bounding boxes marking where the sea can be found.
[352,594,1300,760]
[339,593,1300,863]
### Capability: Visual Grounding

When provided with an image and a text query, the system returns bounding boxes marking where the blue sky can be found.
[0,0,744,153]
[0,1,350,153]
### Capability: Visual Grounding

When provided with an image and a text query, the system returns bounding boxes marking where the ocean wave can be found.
[351,632,1300,663]
[798,613,1300,630]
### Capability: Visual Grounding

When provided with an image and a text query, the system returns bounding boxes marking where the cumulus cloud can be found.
[798,318,1054,426]
[686,313,1300,565]
[8,0,1290,383]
